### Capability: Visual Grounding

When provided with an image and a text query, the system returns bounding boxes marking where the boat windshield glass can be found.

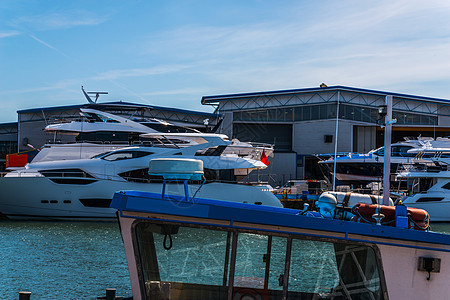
[372,147,384,156]
[142,122,200,134]
[391,146,415,157]
[101,150,154,161]
[373,145,415,157]
[134,221,384,300]
[91,151,112,159]
[90,113,120,123]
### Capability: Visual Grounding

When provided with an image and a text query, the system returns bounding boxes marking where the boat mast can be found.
[382,95,395,205]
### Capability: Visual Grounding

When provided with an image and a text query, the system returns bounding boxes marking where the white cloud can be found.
[134,0,450,98]
[0,30,20,38]
[11,10,107,31]
[140,87,207,97]
[93,65,192,81]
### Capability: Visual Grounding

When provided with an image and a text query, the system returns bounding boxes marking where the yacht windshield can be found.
[373,145,415,157]
[85,112,120,123]
[101,150,154,161]
[142,122,200,134]
[372,147,384,156]
[91,151,112,159]
[391,146,415,157]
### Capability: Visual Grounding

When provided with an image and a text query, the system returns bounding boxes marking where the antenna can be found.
[81,86,108,103]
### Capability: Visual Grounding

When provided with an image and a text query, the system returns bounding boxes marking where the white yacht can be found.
[0,135,281,220]
[32,108,273,163]
[317,137,450,185]
[396,145,450,222]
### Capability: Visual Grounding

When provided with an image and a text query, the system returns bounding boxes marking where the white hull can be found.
[397,171,450,222]
[0,177,281,220]
[402,192,450,222]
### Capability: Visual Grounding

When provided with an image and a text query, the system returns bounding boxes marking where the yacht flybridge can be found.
[0,135,281,220]
[32,108,273,163]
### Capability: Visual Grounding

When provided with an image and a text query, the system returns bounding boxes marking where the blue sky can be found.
[1,1,450,122]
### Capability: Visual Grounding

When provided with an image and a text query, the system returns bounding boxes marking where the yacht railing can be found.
[119,172,276,186]
[314,152,357,162]
[241,142,274,149]
[1,170,94,178]
[46,140,130,145]
[44,139,185,148]
[0,169,277,190]
[0,171,41,178]
[120,176,272,186]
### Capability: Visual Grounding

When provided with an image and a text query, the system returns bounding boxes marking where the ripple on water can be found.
[1,220,449,299]
[0,221,132,299]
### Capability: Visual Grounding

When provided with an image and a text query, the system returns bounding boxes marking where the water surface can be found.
[0,221,131,299]
[1,221,449,299]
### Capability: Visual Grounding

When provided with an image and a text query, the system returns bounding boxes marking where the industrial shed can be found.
[202,85,450,186]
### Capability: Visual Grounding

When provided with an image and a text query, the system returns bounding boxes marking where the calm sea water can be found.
[0,221,131,299]
[0,221,449,299]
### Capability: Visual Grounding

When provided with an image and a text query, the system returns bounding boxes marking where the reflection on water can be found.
[0,221,131,299]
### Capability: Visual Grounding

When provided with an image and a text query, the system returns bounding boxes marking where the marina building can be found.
[202,85,450,186]
[0,122,18,161]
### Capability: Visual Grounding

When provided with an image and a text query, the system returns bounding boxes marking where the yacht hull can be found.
[402,192,450,222]
[0,177,281,220]
[321,161,400,185]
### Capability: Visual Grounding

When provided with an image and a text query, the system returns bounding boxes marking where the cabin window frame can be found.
[131,219,388,300]
[39,168,94,178]
[100,150,154,161]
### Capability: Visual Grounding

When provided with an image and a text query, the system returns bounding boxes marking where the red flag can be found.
[260,149,270,166]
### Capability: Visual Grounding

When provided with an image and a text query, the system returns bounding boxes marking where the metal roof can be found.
[18,101,219,117]
[201,85,450,105]
[0,122,18,128]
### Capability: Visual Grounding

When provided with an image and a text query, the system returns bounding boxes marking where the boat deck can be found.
[111,190,450,251]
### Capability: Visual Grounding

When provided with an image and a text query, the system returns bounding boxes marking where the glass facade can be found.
[233,103,438,125]
[233,123,292,152]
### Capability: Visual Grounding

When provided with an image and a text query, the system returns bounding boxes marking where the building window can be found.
[302,106,311,121]
[233,104,437,125]
[394,111,437,126]
[294,107,302,121]
[233,124,292,152]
